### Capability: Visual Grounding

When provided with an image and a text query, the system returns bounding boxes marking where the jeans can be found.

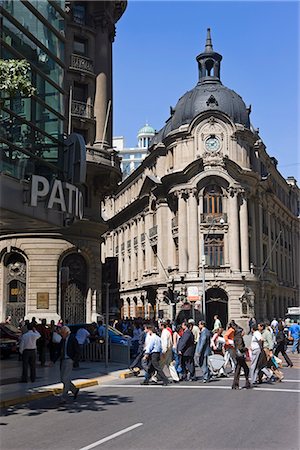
[21,349,36,382]
[200,355,211,381]
[172,349,182,374]
[291,338,299,353]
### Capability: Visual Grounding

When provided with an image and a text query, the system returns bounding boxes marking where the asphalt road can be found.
[1,357,299,450]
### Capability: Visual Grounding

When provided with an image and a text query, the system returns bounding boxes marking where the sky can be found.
[113,1,299,179]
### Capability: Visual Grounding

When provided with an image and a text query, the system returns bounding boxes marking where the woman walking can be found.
[274,324,293,367]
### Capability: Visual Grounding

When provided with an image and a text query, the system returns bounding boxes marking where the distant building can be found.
[114,124,155,179]
[102,29,299,329]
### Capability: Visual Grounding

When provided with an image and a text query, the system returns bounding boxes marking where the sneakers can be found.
[73,388,79,400]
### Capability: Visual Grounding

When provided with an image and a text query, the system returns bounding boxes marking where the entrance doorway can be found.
[60,253,87,324]
[205,288,228,330]
[4,251,26,326]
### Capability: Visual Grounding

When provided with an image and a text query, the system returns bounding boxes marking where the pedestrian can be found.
[212,315,222,333]
[97,320,106,341]
[274,324,293,367]
[177,321,196,381]
[288,320,300,354]
[248,317,256,334]
[172,325,183,377]
[49,322,62,363]
[249,324,263,385]
[224,321,236,373]
[195,321,212,383]
[75,326,90,366]
[19,323,41,383]
[140,324,169,386]
[52,326,80,404]
[188,318,200,345]
[160,321,179,382]
[271,317,278,331]
[131,323,142,356]
[231,324,251,389]
[129,325,147,374]
[210,327,227,377]
[36,319,50,367]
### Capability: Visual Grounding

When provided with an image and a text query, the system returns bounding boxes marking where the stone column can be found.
[137,216,143,280]
[228,188,240,272]
[224,230,229,265]
[258,197,264,270]
[157,200,169,279]
[144,208,152,271]
[188,189,199,276]
[249,199,257,267]
[94,12,114,147]
[177,190,188,274]
[240,192,249,273]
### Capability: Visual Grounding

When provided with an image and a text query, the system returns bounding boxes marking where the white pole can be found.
[101,100,111,149]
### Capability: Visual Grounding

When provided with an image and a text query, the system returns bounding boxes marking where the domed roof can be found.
[137,124,155,137]
[151,29,250,146]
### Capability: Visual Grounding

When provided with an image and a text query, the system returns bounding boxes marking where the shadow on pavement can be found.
[0,391,133,418]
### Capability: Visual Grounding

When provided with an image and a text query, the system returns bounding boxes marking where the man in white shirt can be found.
[141,325,169,386]
[19,323,41,383]
[160,321,179,382]
[75,327,90,365]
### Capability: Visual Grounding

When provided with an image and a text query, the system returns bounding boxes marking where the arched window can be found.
[4,251,26,325]
[204,185,223,214]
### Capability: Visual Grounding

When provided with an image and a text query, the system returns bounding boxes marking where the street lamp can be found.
[201,217,225,322]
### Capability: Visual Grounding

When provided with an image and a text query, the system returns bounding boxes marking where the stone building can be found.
[102,29,299,329]
[0,0,126,325]
[113,124,155,179]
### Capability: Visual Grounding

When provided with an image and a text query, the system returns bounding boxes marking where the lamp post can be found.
[201,217,224,322]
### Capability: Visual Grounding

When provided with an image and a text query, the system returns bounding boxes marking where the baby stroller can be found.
[208,354,227,377]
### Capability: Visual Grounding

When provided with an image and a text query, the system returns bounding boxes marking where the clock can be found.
[205,136,220,152]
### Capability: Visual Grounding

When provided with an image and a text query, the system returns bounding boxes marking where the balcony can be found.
[200,213,227,224]
[70,54,94,74]
[71,100,94,120]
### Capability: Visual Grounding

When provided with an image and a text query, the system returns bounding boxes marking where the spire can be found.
[205,28,213,53]
[196,28,222,84]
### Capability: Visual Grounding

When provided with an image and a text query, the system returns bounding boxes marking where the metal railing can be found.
[200,212,227,224]
[70,54,94,74]
[71,100,94,119]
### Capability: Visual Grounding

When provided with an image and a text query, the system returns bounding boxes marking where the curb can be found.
[0,379,99,409]
[119,369,140,379]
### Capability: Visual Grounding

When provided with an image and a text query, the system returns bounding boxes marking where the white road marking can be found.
[98,384,300,393]
[78,423,143,450]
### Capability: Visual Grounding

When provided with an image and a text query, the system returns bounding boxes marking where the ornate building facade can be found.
[0,0,126,325]
[102,30,299,329]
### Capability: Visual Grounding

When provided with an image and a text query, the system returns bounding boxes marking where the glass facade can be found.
[0,0,65,180]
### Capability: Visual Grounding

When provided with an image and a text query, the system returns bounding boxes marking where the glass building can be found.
[0,0,65,181]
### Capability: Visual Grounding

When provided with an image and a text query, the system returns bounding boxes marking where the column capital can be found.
[187,187,198,198]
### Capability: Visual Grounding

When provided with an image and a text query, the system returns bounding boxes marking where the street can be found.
[1,357,299,450]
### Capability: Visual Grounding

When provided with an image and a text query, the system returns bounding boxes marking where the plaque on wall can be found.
[37,292,49,309]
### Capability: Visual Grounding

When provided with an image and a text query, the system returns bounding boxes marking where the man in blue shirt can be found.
[141,324,169,386]
[288,320,300,354]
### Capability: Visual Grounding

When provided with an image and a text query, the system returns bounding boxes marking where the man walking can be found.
[53,326,80,403]
[19,323,41,383]
[141,324,169,386]
[196,321,212,382]
[177,321,196,381]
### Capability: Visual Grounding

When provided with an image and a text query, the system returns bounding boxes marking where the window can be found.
[73,82,88,102]
[204,235,224,266]
[204,185,222,214]
[73,3,86,25]
[73,38,87,55]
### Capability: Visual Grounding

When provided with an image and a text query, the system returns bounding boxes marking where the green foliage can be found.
[0,59,36,98]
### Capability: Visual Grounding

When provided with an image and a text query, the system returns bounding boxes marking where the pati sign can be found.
[30,175,84,219]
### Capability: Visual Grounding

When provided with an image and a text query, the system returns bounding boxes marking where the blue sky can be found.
[113,1,299,179]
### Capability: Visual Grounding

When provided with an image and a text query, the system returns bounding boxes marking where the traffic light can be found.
[102,257,118,287]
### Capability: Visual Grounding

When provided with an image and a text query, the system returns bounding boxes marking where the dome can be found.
[137,124,155,137]
[151,29,250,146]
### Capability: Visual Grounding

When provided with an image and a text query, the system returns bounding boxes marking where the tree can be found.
[0,59,36,98]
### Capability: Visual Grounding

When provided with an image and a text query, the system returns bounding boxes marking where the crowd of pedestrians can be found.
[14,313,300,401]
[128,315,299,389]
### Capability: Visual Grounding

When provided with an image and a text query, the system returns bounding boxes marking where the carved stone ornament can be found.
[6,262,26,284]
[207,280,227,290]
[206,95,219,107]
[239,286,255,309]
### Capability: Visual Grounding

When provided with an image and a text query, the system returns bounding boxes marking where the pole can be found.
[202,237,206,322]
[68,85,73,135]
[105,282,110,369]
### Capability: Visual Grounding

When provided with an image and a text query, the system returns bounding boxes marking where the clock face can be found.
[205,136,220,152]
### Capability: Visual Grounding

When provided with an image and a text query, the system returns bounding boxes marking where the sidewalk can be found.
[0,355,131,408]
